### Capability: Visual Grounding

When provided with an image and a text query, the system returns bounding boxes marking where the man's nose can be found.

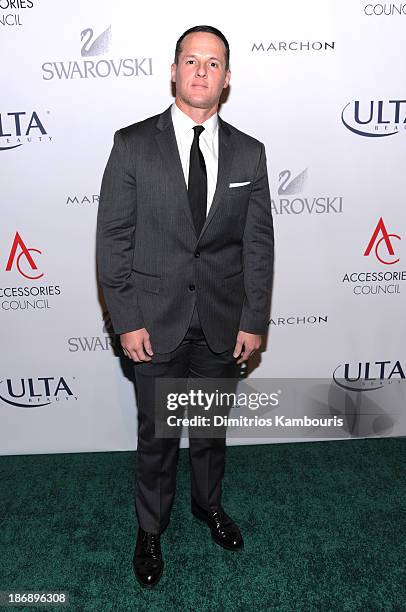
[195,63,207,77]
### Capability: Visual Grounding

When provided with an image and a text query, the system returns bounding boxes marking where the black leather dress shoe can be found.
[133,528,163,588]
[192,502,244,550]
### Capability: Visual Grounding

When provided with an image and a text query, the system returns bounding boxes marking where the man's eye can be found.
[186,60,195,64]
[210,62,219,68]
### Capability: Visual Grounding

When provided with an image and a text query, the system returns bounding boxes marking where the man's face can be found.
[171,32,231,111]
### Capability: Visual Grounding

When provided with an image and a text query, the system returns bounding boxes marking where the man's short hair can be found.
[174,25,230,71]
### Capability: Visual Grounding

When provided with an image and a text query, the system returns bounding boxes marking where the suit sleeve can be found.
[239,142,274,335]
[96,129,145,335]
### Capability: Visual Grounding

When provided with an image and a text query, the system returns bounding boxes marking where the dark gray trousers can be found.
[133,305,239,534]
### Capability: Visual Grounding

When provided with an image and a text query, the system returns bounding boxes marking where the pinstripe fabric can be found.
[96,105,274,353]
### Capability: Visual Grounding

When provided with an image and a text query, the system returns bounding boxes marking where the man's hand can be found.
[120,328,153,362]
[233,331,262,364]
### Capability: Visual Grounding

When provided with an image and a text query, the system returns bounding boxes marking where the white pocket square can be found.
[229,181,251,188]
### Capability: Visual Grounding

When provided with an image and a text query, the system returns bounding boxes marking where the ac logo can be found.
[364,218,400,265]
[5,231,43,279]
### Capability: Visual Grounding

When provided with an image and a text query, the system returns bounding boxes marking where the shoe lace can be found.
[210,508,227,532]
[142,532,161,559]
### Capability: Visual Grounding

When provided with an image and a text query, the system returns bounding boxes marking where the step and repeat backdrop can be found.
[1,0,405,454]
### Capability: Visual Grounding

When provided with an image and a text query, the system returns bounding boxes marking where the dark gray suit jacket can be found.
[96,104,274,353]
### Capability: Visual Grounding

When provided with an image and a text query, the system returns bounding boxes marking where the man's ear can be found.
[170,63,177,83]
[224,69,231,89]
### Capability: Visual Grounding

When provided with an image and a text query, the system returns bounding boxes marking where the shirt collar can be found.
[171,102,218,142]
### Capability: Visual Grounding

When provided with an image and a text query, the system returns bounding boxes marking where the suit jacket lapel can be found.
[199,115,234,241]
[155,105,235,241]
[155,105,196,233]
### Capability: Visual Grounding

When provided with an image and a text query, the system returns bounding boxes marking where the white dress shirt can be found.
[171,102,219,214]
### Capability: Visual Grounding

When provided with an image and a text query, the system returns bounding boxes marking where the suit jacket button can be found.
[189,284,195,291]
[194,251,200,258]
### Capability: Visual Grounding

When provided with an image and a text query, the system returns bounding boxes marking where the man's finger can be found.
[233,339,243,358]
[236,344,257,364]
[236,351,248,364]
[134,344,152,362]
[143,336,154,357]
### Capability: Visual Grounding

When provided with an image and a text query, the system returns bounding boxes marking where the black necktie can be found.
[188,125,207,236]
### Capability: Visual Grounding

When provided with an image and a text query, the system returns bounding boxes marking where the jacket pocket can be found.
[227,182,252,195]
[132,269,161,294]
[223,269,244,287]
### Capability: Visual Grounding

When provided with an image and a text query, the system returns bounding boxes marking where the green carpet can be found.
[0,438,405,611]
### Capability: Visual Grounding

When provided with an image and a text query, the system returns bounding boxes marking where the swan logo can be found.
[0,110,51,151]
[271,168,343,215]
[102,310,113,334]
[5,231,44,280]
[364,218,401,265]
[278,168,308,194]
[342,100,406,137]
[0,376,77,408]
[42,25,153,80]
[333,360,405,391]
[81,25,111,57]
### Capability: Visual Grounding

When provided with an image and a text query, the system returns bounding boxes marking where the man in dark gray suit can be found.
[96,25,274,588]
